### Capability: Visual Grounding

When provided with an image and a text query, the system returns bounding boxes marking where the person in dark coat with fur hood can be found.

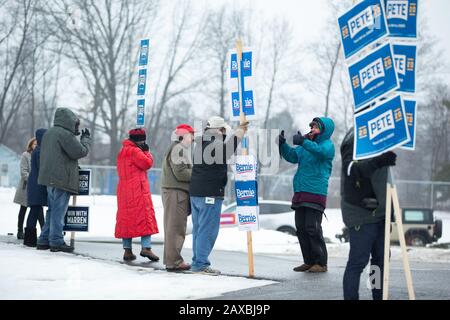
[23,128,47,247]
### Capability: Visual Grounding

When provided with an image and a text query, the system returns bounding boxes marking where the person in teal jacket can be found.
[278,117,335,273]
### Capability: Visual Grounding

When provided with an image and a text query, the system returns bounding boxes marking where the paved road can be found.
[2,236,449,300]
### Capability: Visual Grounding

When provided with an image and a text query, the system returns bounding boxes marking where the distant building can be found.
[0,144,20,188]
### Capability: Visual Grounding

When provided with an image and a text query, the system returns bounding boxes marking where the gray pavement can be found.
[1,235,449,300]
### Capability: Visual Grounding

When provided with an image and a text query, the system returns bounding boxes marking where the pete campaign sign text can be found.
[348,43,399,112]
[354,94,410,159]
[339,0,389,59]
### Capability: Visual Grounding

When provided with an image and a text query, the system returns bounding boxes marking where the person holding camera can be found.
[37,108,91,252]
[115,128,159,262]
[278,117,335,273]
[340,128,397,300]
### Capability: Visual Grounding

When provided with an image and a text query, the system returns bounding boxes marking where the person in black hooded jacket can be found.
[340,128,396,300]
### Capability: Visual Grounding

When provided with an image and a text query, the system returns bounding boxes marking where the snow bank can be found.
[0,242,274,300]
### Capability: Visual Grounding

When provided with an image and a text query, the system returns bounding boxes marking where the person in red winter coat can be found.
[115,128,159,262]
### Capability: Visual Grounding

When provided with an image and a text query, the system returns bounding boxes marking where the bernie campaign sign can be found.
[228,49,256,120]
[139,39,149,66]
[384,0,418,38]
[234,155,259,232]
[63,206,89,232]
[338,0,389,59]
[401,99,417,150]
[349,43,399,112]
[137,99,145,127]
[393,44,416,93]
[137,69,147,96]
[354,94,410,159]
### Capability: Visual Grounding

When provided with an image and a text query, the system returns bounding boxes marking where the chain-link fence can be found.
[82,165,450,211]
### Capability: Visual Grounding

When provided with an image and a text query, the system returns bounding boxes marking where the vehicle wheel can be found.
[406,233,427,247]
[277,226,296,236]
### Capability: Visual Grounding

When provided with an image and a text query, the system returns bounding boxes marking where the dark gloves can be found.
[277,130,286,146]
[374,151,397,168]
[293,131,305,146]
[139,142,149,152]
[81,128,90,138]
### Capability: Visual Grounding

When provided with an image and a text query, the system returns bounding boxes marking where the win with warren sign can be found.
[348,43,399,112]
[354,95,410,160]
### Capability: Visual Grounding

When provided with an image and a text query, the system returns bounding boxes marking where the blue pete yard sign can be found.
[401,99,417,150]
[393,44,416,93]
[384,0,418,38]
[354,94,410,160]
[348,43,399,112]
[338,0,389,59]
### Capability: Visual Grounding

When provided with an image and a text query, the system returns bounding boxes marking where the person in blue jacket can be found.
[278,117,335,273]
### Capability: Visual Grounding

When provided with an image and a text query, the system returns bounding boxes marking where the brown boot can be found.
[307,264,328,273]
[293,264,312,272]
[140,248,159,261]
[123,249,136,261]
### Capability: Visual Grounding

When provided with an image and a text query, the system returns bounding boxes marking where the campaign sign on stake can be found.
[384,0,418,38]
[78,169,91,196]
[139,39,149,66]
[338,0,389,59]
[393,44,416,93]
[137,99,145,127]
[354,94,410,159]
[349,43,399,112]
[236,206,259,232]
[228,48,256,120]
[401,99,417,150]
[63,206,89,232]
[137,69,147,96]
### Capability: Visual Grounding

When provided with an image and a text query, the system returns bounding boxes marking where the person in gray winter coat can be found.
[13,137,37,239]
[37,108,91,252]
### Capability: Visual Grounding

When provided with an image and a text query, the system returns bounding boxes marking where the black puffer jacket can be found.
[189,131,240,198]
[340,129,389,228]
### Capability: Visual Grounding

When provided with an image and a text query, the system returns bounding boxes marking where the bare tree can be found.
[200,5,253,119]
[41,0,158,164]
[146,1,207,150]
[0,0,36,144]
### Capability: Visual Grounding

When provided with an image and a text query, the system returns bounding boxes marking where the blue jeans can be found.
[190,196,223,271]
[38,187,71,247]
[343,220,385,300]
[122,236,152,249]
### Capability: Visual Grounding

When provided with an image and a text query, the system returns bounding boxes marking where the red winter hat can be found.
[175,124,195,136]
[129,128,146,142]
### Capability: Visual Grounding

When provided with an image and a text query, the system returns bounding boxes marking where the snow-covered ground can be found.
[0,242,274,300]
[1,187,450,264]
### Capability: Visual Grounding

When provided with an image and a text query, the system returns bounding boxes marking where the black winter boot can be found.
[17,230,24,240]
[23,228,37,247]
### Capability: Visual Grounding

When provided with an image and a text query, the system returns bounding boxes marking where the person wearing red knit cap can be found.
[161,124,195,272]
[115,128,160,262]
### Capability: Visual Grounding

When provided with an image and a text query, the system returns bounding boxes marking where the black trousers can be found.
[26,206,45,229]
[17,205,28,231]
[295,207,328,266]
